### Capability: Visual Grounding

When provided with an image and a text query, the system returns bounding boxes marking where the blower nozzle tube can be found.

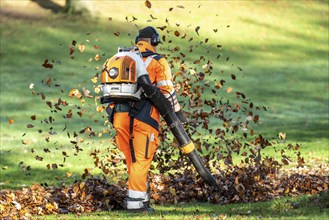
[138,75,217,186]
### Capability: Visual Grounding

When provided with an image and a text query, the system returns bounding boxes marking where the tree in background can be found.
[63,0,94,15]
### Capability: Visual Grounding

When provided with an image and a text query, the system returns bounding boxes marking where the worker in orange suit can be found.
[105,26,187,212]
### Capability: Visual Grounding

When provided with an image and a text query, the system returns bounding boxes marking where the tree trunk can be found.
[63,0,94,16]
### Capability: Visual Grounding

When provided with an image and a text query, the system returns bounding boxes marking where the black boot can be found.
[142,201,155,212]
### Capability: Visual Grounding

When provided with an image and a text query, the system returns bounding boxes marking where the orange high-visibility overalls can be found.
[109,41,181,200]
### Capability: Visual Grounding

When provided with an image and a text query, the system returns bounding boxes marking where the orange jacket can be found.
[136,41,181,112]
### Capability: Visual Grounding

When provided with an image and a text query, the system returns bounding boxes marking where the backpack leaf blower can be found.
[100,47,217,187]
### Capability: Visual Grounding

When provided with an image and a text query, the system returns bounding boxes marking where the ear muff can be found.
[135,26,161,46]
[149,26,160,46]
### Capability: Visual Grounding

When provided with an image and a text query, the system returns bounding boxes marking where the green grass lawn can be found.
[0,0,328,219]
[38,192,329,220]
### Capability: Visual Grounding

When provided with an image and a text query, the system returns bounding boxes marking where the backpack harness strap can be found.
[127,100,144,163]
[108,51,161,163]
[130,99,159,131]
[129,116,137,163]
[106,104,114,123]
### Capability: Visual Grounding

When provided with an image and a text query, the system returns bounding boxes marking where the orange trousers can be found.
[113,112,159,193]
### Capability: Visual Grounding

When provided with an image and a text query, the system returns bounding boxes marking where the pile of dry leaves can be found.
[1,164,328,219]
[0,178,125,218]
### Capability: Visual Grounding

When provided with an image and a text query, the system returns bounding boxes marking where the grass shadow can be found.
[31,0,64,13]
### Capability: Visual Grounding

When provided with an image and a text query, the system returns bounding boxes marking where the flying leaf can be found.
[82,87,92,98]
[195,26,200,35]
[150,14,157,20]
[215,81,223,89]
[45,77,52,86]
[42,59,53,69]
[278,132,286,140]
[91,76,98,83]
[35,155,43,161]
[253,115,259,123]
[95,54,101,61]
[29,83,34,89]
[79,44,86,53]
[145,0,151,9]
[96,106,105,113]
[52,163,58,170]
[69,89,82,99]
[69,40,76,55]
[94,86,101,94]
[76,109,83,117]
[157,26,167,31]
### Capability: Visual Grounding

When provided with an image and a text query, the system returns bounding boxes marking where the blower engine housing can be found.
[100,47,143,103]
